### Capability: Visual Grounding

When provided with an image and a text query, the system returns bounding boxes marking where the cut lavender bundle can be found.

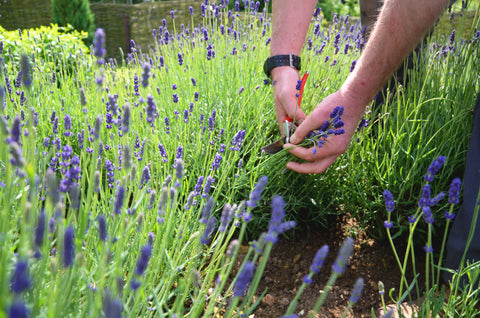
[300,105,346,154]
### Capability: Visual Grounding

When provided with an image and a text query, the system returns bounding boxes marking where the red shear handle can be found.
[297,71,309,108]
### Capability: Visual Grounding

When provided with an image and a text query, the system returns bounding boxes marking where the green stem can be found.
[309,273,339,318]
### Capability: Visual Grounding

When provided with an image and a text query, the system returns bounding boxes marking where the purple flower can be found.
[8,301,29,318]
[9,142,24,167]
[211,153,222,171]
[63,226,75,267]
[219,203,233,232]
[383,189,395,212]
[170,10,175,19]
[9,115,21,144]
[34,209,45,248]
[93,28,106,65]
[175,158,183,181]
[164,116,170,134]
[424,245,433,253]
[93,115,102,140]
[200,196,214,224]
[247,176,268,208]
[97,213,107,241]
[233,261,255,297]
[189,6,193,15]
[422,206,435,224]
[194,176,204,196]
[445,211,456,221]
[10,260,31,294]
[265,195,296,244]
[133,74,139,96]
[142,62,151,88]
[131,279,141,291]
[176,145,183,159]
[103,292,123,318]
[172,94,179,103]
[329,105,344,119]
[140,164,151,189]
[20,54,32,88]
[311,245,329,273]
[384,220,393,229]
[295,79,302,91]
[431,191,445,206]
[177,52,183,65]
[408,215,417,223]
[350,60,357,72]
[146,94,157,124]
[202,176,215,198]
[135,244,153,276]
[122,103,131,133]
[419,184,432,207]
[332,237,354,275]
[349,278,364,304]
[158,143,168,162]
[303,275,313,284]
[424,155,446,182]
[238,87,244,94]
[448,177,462,204]
[114,185,125,214]
[200,216,217,245]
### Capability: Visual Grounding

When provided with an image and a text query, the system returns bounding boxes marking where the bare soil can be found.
[245,213,428,318]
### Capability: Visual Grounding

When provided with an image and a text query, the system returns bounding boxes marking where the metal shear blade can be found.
[261,120,296,155]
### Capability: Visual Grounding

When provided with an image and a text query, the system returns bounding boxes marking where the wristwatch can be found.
[263,53,301,78]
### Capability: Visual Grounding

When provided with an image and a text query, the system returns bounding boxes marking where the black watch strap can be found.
[263,53,301,78]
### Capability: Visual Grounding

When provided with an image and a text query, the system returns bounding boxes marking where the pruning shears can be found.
[261,71,309,155]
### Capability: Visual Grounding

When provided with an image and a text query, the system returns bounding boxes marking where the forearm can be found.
[270,0,318,56]
[342,0,449,109]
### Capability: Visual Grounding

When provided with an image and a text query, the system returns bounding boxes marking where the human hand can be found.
[283,89,366,174]
[271,66,308,134]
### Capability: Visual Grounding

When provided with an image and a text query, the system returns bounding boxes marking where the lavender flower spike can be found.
[219,203,233,232]
[265,195,296,244]
[8,301,29,318]
[10,260,31,294]
[424,155,446,182]
[103,291,123,318]
[20,54,32,88]
[383,189,395,212]
[93,28,106,65]
[34,209,46,248]
[233,261,255,297]
[246,176,268,208]
[332,237,354,275]
[97,213,107,241]
[114,185,125,214]
[448,177,462,204]
[200,216,217,245]
[349,278,364,304]
[309,245,329,274]
[63,225,75,267]
[135,244,153,276]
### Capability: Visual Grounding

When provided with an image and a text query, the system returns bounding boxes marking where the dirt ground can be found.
[246,214,428,318]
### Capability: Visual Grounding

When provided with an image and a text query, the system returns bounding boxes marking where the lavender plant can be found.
[380,154,480,317]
